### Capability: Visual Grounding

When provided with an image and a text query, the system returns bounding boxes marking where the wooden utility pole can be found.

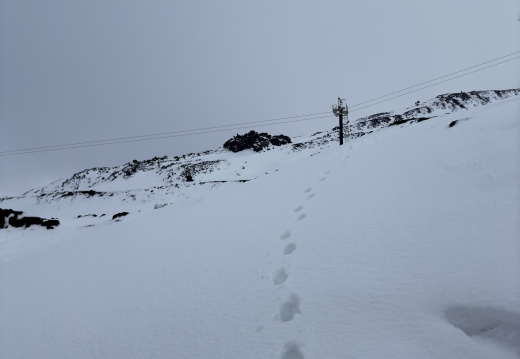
[332,97,348,145]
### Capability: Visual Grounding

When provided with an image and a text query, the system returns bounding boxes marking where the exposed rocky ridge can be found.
[353,89,519,132]
[1,89,518,207]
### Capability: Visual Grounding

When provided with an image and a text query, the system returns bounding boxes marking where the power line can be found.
[350,55,520,113]
[2,51,519,157]
[0,111,330,155]
[349,50,520,108]
[0,115,334,156]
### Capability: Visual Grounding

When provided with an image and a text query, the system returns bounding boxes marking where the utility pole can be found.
[332,97,348,145]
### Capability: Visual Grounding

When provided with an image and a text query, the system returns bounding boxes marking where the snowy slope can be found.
[1,92,519,359]
[2,89,518,216]
[353,89,520,131]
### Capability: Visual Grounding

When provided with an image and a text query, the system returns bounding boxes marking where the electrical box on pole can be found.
[332,97,348,145]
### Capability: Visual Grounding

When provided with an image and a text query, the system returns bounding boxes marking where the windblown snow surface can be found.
[1,96,520,359]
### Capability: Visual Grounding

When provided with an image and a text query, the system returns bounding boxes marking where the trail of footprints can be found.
[268,170,329,359]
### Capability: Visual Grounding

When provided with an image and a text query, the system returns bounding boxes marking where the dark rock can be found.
[451,98,466,109]
[42,219,60,229]
[112,212,129,220]
[224,131,271,152]
[389,116,433,127]
[389,117,411,126]
[0,208,23,228]
[223,131,291,152]
[354,114,393,131]
[291,143,307,151]
[449,120,458,127]
[46,190,107,199]
[179,160,221,182]
[1,208,60,229]
[122,160,140,178]
[270,135,292,146]
[76,214,98,218]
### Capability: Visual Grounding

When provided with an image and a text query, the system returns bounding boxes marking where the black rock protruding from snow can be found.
[179,160,222,182]
[0,208,60,229]
[223,131,291,152]
[270,134,292,146]
[112,212,129,220]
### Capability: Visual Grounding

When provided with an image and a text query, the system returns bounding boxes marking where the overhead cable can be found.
[0,115,334,156]
[349,50,520,108]
[2,51,519,156]
[350,55,520,113]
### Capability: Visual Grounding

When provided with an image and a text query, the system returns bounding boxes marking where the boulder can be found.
[112,212,129,220]
[270,134,292,146]
[223,131,292,152]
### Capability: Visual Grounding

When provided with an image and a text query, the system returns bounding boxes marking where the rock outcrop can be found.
[223,131,291,152]
[0,208,60,229]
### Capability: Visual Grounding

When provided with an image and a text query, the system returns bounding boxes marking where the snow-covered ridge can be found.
[1,89,518,208]
[353,89,520,132]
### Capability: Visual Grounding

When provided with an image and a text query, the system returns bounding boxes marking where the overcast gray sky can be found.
[1,0,519,196]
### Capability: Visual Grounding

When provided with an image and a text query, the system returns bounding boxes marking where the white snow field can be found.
[1,95,520,358]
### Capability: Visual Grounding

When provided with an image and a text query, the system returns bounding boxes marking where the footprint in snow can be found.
[445,306,520,354]
[306,193,315,200]
[273,268,288,285]
[304,188,312,193]
[279,231,291,240]
[319,177,326,182]
[293,206,303,213]
[279,294,301,322]
[325,170,331,174]
[281,344,304,359]
[283,243,296,255]
[297,214,306,221]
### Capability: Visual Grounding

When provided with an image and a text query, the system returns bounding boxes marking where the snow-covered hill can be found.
[1,89,518,216]
[1,90,519,359]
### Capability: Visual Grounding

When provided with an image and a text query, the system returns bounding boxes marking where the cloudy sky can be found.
[1,0,519,196]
